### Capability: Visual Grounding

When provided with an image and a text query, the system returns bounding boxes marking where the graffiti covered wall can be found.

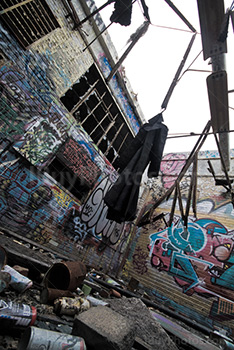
[0,1,135,273]
[124,151,234,335]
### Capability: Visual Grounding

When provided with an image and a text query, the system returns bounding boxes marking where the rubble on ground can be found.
[0,235,232,350]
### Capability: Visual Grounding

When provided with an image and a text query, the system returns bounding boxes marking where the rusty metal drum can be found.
[43,261,87,292]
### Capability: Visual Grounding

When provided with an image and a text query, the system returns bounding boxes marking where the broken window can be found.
[0,0,60,48]
[45,157,91,201]
[60,64,134,169]
[45,136,101,201]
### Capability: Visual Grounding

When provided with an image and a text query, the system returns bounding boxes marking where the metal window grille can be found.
[0,0,60,48]
[60,65,134,168]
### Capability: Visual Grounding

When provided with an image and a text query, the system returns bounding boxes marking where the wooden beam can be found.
[168,187,177,227]
[176,183,185,222]
[192,153,198,218]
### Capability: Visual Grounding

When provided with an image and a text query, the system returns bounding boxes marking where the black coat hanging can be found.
[104,113,168,223]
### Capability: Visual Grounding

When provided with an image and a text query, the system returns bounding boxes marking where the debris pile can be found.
[0,238,231,350]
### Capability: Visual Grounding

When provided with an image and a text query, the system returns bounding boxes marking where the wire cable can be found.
[167,128,234,140]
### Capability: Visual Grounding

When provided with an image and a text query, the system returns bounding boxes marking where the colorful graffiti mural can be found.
[148,218,234,301]
[0,137,129,257]
[0,63,70,167]
[0,142,55,244]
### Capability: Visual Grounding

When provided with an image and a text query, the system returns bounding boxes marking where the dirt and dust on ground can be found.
[0,233,231,350]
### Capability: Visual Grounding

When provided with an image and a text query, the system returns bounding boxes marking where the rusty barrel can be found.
[43,261,86,292]
[40,288,74,304]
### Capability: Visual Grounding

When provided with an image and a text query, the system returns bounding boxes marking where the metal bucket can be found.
[43,261,87,292]
[18,326,86,350]
[40,288,74,304]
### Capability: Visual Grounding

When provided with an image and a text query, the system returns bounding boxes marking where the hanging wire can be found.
[167,129,234,140]
[151,23,195,33]
[177,50,205,81]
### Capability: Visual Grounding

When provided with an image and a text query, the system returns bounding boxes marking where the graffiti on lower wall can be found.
[81,176,125,248]
[128,150,234,326]
[0,139,128,260]
[148,213,234,320]
[148,217,234,301]
[132,246,148,275]
[0,143,55,244]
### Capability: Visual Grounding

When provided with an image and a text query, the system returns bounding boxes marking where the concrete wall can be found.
[123,150,234,336]
[0,0,139,274]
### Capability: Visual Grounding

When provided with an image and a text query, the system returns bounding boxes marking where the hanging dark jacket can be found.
[104,113,168,223]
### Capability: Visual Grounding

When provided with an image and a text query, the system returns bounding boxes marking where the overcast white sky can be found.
[95,0,234,154]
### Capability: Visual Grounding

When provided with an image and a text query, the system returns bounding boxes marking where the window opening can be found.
[60,64,134,168]
[0,0,60,48]
[45,157,90,201]
[45,136,101,201]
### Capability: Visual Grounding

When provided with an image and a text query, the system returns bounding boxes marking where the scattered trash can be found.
[18,326,86,350]
[2,265,33,293]
[0,243,226,350]
[86,295,109,307]
[0,299,37,329]
[12,265,29,277]
[54,296,90,316]
[0,270,11,293]
[110,288,122,298]
[106,277,121,287]
[127,277,139,292]
[81,284,92,296]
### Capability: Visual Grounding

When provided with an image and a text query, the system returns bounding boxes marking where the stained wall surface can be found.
[0,0,139,274]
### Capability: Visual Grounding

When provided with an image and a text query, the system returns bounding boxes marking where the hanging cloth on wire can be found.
[104,113,168,223]
[110,0,133,26]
